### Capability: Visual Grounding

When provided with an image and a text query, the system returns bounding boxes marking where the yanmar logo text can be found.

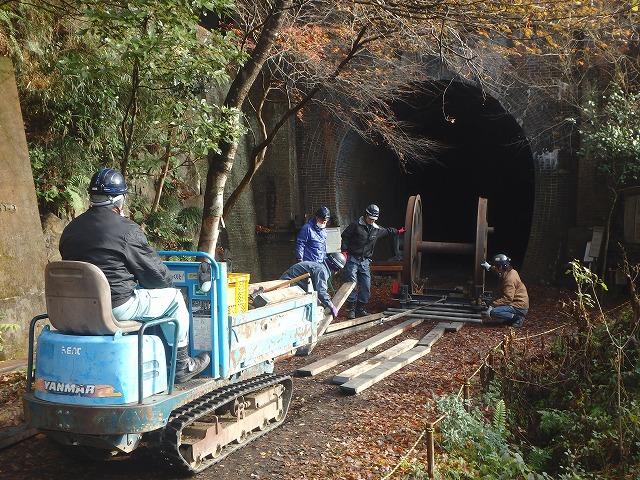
[34,378,122,397]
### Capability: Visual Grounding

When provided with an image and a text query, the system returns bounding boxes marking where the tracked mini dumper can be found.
[23,251,321,473]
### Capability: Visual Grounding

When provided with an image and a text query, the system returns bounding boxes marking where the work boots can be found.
[345,301,356,320]
[175,347,210,384]
[355,302,369,318]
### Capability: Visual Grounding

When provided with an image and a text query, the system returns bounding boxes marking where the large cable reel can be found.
[402,195,493,299]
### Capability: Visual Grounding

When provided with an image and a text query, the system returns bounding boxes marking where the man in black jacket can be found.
[59,168,209,383]
[341,204,405,319]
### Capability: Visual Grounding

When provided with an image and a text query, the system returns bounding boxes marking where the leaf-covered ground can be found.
[0,283,566,479]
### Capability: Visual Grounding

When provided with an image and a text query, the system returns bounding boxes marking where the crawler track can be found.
[157,373,292,474]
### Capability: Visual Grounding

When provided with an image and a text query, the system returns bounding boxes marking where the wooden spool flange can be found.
[401,195,493,298]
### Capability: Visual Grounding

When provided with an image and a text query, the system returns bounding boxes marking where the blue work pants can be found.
[490,305,528,327]
[344,257,371,304]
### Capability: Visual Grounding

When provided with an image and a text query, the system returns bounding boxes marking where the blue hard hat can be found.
[315,206,330,219]
[365,204,379,219]
[88,168,128,196]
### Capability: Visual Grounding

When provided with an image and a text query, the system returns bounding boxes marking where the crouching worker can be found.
[280,252,347,318]
[481,254,529,328]
[59,167,210,383]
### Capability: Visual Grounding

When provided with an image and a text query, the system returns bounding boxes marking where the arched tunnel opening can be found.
[336,81,535,289]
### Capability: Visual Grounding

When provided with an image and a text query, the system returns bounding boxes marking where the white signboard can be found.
[326,227,342,253]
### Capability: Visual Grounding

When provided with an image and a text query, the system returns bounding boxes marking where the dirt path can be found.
[0,285,565,480]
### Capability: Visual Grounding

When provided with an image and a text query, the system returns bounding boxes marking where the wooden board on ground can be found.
[295,317,423,376]
[340,345,432,395]
[326,313,383,333]
[320,316,386,341]
[296,282,356,356]
[0,359,26,374]
[252,286,306,307]
[438,321,464,332]
[417,326,445,347]
[331,339,419,384]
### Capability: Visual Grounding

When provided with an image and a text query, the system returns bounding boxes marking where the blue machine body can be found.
[33,329,167,405]
[24,251,320,437]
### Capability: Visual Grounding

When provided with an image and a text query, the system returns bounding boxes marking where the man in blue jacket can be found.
[280,252,347,318]
[295,206,330,263]
[341,204,405,319]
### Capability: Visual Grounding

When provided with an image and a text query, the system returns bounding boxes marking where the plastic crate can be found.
[227,272,250,314]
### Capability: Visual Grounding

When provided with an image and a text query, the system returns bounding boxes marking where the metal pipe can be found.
[384,311,484,324]
[418,241,474,255]
[138,318,179,404]
[26,314,49,392]
[386,308,483,319]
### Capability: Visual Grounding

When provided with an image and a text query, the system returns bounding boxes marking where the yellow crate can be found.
[227,272,250,315]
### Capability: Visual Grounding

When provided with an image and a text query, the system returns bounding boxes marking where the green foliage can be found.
[579,84,640,190]
[472,261,640,478]
[0,1,244,222]
[434,395,548,479]
[492,399,507,433]
[0,312,19,356]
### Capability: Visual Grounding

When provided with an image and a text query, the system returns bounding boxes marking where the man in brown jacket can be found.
[482,254,529,327]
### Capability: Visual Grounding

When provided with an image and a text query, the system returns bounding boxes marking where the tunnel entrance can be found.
[336,81,535,289]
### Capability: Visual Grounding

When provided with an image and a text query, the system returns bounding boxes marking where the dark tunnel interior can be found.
[336,81,535,286]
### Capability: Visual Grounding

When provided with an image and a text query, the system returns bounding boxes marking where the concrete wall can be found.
[0,57,47,359]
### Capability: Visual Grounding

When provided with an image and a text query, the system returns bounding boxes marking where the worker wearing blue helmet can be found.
[59,167,210,383]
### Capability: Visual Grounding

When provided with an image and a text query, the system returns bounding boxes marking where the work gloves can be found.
[329,304,339,318]
[398,227,406,234]
[480,260,492,272]
[482,305,493,318]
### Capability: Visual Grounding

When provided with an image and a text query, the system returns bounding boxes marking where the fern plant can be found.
[492,399,507,434]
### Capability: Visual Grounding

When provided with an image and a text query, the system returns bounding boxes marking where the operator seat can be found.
[45,261,141,335]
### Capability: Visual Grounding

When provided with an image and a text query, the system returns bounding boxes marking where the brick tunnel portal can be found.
[335,81,535,287]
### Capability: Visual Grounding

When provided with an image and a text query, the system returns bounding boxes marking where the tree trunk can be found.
[600,188,618,278]
[197,0,292,254]
[223,26,370,217]
[151,154,171,213]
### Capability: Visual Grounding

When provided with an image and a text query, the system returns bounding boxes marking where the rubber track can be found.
[156,373,292,474]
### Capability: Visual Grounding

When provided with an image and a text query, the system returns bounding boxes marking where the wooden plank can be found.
[320,317,385,341]
[0,424,38,450]
[417,326,445,347]
[326,313,383,333]
[332,339,419,384]
[296,282,356,356]
[252,286,307,307]
[340,345,432,394]
[295,317,423,376]
[248,279,285,295]
[0,359,27,374]
[438,321,464,332]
